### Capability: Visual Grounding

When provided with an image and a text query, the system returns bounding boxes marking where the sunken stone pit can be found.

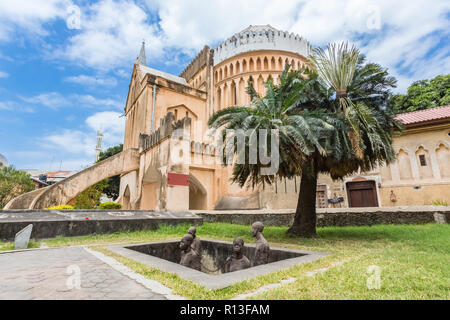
[107,239,329,289]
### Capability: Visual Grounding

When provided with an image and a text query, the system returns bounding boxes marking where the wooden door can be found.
[316,185,328,208]
[346,181,378,207]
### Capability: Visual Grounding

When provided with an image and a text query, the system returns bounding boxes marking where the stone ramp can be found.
[4,148,140,209]
[0,210,202,241]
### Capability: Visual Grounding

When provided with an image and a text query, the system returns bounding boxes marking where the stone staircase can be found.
[4,148,140,209]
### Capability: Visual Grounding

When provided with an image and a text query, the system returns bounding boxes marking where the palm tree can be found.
[208,42,400,237]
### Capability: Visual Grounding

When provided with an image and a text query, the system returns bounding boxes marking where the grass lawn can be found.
[0,223,448,300]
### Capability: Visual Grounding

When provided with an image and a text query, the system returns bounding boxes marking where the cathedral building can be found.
[118,25,450,211]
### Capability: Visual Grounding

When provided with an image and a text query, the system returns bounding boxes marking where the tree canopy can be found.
[209,43,399,237]
[0,166,35,209]
[392,74,450,114]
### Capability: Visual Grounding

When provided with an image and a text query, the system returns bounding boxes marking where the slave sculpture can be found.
[224,237,251,272]
[251,221,270,266]
[179,233,201,271]
[179,223,269,272]
[188,226,201,256]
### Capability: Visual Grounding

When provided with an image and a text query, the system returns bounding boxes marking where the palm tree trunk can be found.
[287,165,318,237]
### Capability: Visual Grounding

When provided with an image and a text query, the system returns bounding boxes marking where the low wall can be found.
[0,210,202,241]
[193,206,450,227]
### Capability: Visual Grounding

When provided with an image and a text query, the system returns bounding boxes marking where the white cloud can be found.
[73,94,123,109]
[147,0,450,93]
[147,0,301,50]
[0,71,8,78]
[0,100,34,113]
[40,111,125,168]
[19,92,123,110]
[0,0,72,41]
[64,74,118,87]
[20,92,70,110]
[85,111,125,144]
[58,0,163,71]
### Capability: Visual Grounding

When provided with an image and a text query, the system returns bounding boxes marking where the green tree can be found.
[0,166,35,209]
[68,179,109,209]
[209,43,399,237]
[392,74,450,114]
[97,144,123,200]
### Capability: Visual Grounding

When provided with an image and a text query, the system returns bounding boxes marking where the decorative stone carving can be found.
[224,237,251,273]
[179,234,201,271]
[251,221,269,266]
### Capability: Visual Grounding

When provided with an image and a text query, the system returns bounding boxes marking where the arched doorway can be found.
[189,174,207,210]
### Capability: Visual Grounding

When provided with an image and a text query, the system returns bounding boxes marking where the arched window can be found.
[257,75,264,95]
[219,69,223,81]
[235,61,240,74]
[238,78,245,105]
[230,64,234,76]
[256,58,261,71]
[278,57,283,70]
[242,59,247,72]
[291,59,295,69]
[397,149,412,180]
[231,81,237,106]
[264,57,269,70]
[271,57,276,69]
[249,58,254,71]
[297,61,301,70]
[436,143,450,177]
[216,87,222,109]
[224,66,228,78]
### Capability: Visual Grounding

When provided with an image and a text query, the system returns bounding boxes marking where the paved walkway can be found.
[0,247,168,300]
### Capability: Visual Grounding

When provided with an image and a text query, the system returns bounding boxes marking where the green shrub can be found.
[47,205,75,210]
[432,200,449,206]
[99,202,122,210]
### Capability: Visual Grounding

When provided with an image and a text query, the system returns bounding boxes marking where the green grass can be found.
[0,223,448,299]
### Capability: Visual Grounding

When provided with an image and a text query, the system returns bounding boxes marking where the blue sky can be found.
[0,0,449,171]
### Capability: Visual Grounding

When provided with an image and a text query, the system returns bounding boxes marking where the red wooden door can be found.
[346,181,378,207]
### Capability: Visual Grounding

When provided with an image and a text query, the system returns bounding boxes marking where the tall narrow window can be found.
[419,155,427,166]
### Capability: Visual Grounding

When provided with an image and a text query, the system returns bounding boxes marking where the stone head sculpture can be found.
[188,226,197,238]
[180,234,193,251]
[225,236,251,273]
[251,221,264,237]
[232,237,245,256]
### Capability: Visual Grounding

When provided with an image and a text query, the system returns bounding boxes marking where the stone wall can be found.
[0,210,202,241]
[194,207,450,227]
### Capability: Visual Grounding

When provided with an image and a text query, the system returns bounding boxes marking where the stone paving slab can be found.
[0,247,168,300]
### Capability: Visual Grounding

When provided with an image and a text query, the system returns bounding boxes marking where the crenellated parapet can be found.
[139,112,192,153]
[179,45,212,81]
[213,25,311,66]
